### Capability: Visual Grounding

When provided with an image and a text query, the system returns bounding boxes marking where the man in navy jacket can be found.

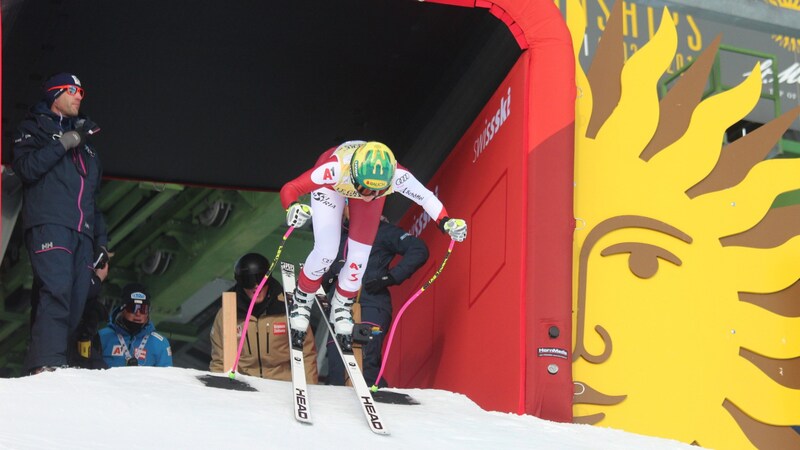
[12,73,108,374]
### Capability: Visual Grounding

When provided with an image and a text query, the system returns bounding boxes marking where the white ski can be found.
[313,293,390,435]
[280,262,312,424]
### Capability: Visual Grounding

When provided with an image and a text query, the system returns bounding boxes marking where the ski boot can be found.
[289,287,315,348]
[330,291,356,352]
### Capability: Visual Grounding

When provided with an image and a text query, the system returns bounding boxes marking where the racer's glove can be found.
[286,202,313,228]
[439,217,467,242]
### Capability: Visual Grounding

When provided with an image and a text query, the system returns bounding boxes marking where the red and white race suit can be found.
[280,140,447,296]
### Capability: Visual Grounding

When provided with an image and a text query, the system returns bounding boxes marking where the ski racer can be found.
[279,140,467,347]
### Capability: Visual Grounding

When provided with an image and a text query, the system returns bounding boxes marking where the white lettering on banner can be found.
[409,186,439,237]
[745,60,800,86]
[743,60,800,101]
[473,87,512,163]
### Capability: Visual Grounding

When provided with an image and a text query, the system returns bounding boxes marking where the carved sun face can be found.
[566,1,800,448]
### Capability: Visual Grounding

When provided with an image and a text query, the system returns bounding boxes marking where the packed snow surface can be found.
[0,367,696,449]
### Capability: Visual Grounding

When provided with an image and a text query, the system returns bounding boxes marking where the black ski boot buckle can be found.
[337,333,354,353]
[352,323,374,345]
[290,329,307,349]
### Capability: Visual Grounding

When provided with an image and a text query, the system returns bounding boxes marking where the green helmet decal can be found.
[351,141,397,191]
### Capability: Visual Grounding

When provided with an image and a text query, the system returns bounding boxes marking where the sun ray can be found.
[693,159,800,236]
[649,65,763,190]
[688,107,800,198]
[701,407,758,450]
[723,399,800,450]
[733,304,800,358]
[722,238,800,292]
[739,348,800,389]
[595,8,677,159]
[739,276,800,318]
[641,35,722,161]
[585,0,624,139]
[730,360,800,425]
[722,204,800,249]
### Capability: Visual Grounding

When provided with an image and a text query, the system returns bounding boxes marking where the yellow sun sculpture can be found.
[567,0,800,448]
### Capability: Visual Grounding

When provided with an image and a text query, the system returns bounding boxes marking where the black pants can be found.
[24,224,93,371]
[326,304,391,387]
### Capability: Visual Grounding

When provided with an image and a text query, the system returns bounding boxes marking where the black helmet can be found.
[234,253,269,289]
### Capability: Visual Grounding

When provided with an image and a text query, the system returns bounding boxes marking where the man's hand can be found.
[440,217,467,242]
[364,273,397,294]
[286,202,313,227]
[58,131,83,150]
[93,245,110,270]
[58,120,100,151]
[95,263,109,282]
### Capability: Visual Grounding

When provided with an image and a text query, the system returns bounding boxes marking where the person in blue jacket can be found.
[98,283,173,367]
[324,213,428,387]
[12,73,109,374]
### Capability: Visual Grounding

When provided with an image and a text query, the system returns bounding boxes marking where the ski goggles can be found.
[123,302,150,315]
[47,84,85,97]
[355,184,387,197]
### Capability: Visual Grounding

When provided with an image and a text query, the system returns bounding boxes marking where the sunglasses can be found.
[48,85,85,98]
[123,302,150,315]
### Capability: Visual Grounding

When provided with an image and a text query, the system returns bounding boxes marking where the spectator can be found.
[12,72,108,374]
[98,283,173,367]
[210,253,318,383]
[325,214,428,387]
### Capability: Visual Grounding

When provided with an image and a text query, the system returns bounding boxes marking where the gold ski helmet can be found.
[350,141,397,195]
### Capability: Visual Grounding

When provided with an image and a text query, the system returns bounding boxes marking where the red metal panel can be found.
[395,53,529,413]
[409,0,575,421]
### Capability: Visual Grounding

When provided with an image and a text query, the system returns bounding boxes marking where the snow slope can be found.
[0,367,695,449]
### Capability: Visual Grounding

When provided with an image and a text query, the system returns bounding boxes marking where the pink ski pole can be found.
[371,239,456,391]
[229,226,295,379]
